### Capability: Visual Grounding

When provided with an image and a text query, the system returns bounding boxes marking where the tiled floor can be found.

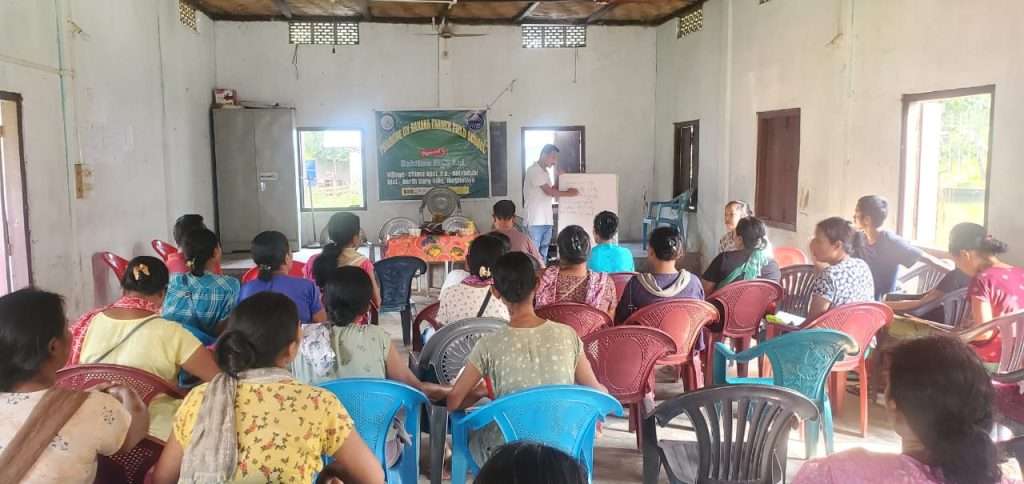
[376,294,905,483]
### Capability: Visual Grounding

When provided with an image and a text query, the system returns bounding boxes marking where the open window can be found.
[297,128,366,211]
[900,86,994,249]
[0,91,32,294]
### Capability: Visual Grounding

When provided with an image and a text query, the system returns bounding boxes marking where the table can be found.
[384,234,475,263]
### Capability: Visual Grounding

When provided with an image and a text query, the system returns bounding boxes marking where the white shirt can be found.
[523,163,554,226]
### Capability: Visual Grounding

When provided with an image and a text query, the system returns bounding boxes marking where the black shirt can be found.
[702,249,782,286]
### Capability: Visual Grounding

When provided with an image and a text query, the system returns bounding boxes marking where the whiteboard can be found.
[558,174,619,242]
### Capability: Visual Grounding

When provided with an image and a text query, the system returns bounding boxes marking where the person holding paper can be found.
[523,144,578,262]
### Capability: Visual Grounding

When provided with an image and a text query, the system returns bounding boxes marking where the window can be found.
[297,129,365,210]
[755,108,801,230]
[0,91,32,294]
[289,22,359,45]
[677,7,703,38]
[900,86,994,249]
[522,25,586,49]
[179,0,198,32]
[673,121,699,211]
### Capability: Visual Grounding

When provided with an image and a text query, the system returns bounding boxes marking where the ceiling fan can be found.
[418,17,487,39]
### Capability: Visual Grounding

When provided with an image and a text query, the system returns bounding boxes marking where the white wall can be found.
[656,0,1024,265]
[214,22,657,244]
[0,0,216,314]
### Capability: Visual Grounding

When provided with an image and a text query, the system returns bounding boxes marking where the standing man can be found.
[523,144,578,262]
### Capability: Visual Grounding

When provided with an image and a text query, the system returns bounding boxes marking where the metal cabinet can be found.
[212,108,300,252]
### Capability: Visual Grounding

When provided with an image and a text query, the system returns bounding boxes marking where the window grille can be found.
[179,0,198,32]
[522,25,586,49]
[289,22,360,45]
[678,7,703,38]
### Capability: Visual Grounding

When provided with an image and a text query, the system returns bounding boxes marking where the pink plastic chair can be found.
[771,302,893,436]
[240,260,307,283]
[536,302,612,338]
[412,301,441,352]
[582,326,676,448]
[100,252,130,281]
[773,246,809,268]
[610,272,636,306]
[56,363,184,402]
[150,239,178,262]
[623,299,718,391]
[705,280,784,383]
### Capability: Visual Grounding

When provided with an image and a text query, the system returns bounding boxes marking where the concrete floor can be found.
[375,293,907,483]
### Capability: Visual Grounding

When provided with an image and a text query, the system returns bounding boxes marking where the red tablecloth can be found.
[385,234,475,263]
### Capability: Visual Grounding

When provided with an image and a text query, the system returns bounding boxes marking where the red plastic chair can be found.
[582,326,676,448]
[623,299,718,391]
[412,301,441,352]
[55,363,184,402]
[773,247,809,268]
[770,302,893,437]
[101,252,130,281]
[705,280,784,383]
[150,239,178,262]
[536,302,612,339]
[240,260,307,283]
[609,272,636,306]
[95,436,165,484]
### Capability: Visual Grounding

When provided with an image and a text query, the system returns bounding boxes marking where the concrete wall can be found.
[656,0,1024,264]
[0,0,216,314]
[214,22,657,245]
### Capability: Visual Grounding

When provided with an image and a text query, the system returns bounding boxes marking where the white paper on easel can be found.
[557,174,619,242]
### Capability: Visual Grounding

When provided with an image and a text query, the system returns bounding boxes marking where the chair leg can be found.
[628,402,637,433]
[641,417,662,484]
[429,406,448,484]
[859,363,869,438]
[735,337,750,378]
[401,308,412,346]
[823,397,836,455]
[832,371,847,416]
[804,415,820,459]
[704,333,722,386]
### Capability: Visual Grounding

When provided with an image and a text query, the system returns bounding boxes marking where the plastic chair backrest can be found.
[755,329,857,402]
[453,385,623,475]
[150,240,178,261]
[582,326,676,402]
[707,280,784,338]
[374,256,427,312]
[421,317,507,384]
[898,263,950,294]
[95,436,164,484]
[623,299,718,362]
[379,217,419,244]
[801,302,893,370]
[412,302,441,352]
[101,252,129,281]
[56,364,183,403]
[610,272,636,302]
[773,247,809,268]
[939,288,971,328]
[319,378,429,481]
[991,312,1024,374]
[240,260,307,283]
[778,264,816,317]
[537,302,611,338]
[648,385,819,483]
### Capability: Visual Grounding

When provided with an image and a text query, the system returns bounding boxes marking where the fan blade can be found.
[450,33,487,37]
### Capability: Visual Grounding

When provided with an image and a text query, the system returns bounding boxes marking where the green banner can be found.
[376,110,490,201]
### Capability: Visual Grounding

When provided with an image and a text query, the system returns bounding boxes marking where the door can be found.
[213,109,258,252]
[673,120,699,211]
[254,109,300,249]
[0,92,32,294]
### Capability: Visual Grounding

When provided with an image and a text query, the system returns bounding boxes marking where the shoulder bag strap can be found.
[476,290,493,318]
[89,315,160,364]
[0,388,90,483]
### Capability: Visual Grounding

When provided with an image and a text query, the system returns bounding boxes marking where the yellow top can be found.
[173,379,355,483]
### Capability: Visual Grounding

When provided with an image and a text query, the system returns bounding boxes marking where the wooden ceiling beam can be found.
[650,0,704,27]
[513,2,540,23]
[271,0,293,19]
[351,0,372,20]
[585,0,622,25]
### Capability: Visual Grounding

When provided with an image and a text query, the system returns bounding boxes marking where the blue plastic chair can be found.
[449,385,624,484]
[712,329,857,458]
[641,191,690,249]
[319,378,430,483]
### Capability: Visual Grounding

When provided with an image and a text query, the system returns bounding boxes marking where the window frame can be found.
[673,120,699,212]
[754,108,801,232]
[295,127,368,212]
[898,85,996,244]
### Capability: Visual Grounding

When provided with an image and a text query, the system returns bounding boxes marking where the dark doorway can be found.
[755,108,801,231]
[673,120,699,211]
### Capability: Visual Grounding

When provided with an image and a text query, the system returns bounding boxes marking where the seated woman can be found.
[239,230,326,324]
[309,212,381,313]
[447,252,607,463]
[948,223,1023,365]
[701,216,781,294]
[806,217,875,320]
[292,266,449,397]
[437,234,511,325]
[615,226,704,323]
[70,257,219,440]
[534,225,617,317]
[165,214,221,275]
[152,292,383,484]
[588,211,635,273]
[475,442,587,484]
[718,201,774,254]
[162,228,239,344]
[0,289,148,484]
[794,336,1016,484]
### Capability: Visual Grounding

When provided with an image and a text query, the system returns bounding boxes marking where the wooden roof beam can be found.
[272,0,293,19]
[585,0,623,25]
[514,2,540,23]
[650,0,705,26]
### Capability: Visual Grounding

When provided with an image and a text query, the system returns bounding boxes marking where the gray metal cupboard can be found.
[212,107,301,253]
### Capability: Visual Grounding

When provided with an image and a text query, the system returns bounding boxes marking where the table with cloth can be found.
[385,234,476,290]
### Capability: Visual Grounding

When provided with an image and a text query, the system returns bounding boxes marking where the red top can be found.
[968,265,1024,362]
